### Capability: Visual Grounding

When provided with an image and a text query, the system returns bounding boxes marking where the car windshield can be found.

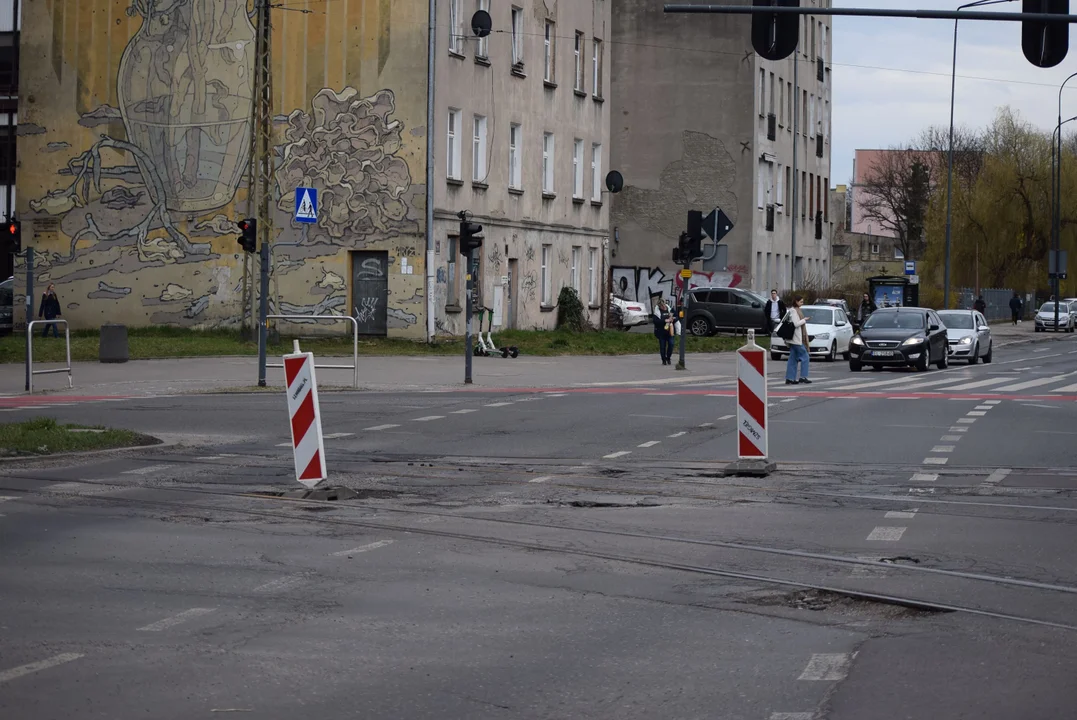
[863,311,925,330]
[938,313,974,329]
[1040,303,1064,313]
[802,307,834,324]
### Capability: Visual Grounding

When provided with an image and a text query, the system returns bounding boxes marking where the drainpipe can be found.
[424,0,437,342]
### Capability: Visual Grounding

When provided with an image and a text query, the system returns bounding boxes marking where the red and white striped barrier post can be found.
[729,330,775,476]
[284,341,327,489]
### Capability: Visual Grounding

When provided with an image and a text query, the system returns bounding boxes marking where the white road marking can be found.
[983,400,1002,405]
[637,441,661,448]
[450,409,478,414]
[994,373,1077,393]
[137,607,215,632]
[544,393,567,397]
[122,464,173,475]
[949,426,969,432]
[276,442,291,447]
[603,451,632,459]
[699,422,714,428]
[0,653,84,684]
[253,574,307,593]
[781,398,797,403]
[364,424,400,431]
[931,445,955,453]
[0,496,18,502]
[577,374,730,387]
[770,714,815,720]
[1051,382,1077,392]
[1019,403,1059,409]
[798,653,853,681]
[646,393,677,396]
[484,403,514,407]
[941,377,1013,392]
[923,457,949,465]
[973,405,993,411]
[911,473,938,482]
[940,435,963,442]
[528,475,553,483]
[717,414,735,420]
[885,509,919,519]
[668,432,687,438]
[412,415,446,421]
[984,468,1012,485]
[322,432,355,439]
[867,526,906,541]
[196,456,223,460]
[966,411,987,417]
[887,396,921,400]
[331,540,393,557]
[956,418,976,424]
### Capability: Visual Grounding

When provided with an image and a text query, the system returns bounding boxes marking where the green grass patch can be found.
[0,416,158,457]
[0,325,767,363]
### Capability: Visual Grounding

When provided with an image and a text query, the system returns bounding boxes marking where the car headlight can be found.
[959,336,973,345]
[814,332,830,340]
[902,336,925,346]
[851,336,864,345]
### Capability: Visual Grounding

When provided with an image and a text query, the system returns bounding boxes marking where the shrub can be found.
[556,286,586,331]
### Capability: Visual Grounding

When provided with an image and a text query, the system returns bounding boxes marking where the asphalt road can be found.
[2,337,1077,718]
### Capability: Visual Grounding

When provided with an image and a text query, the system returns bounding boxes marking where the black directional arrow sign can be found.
[702,207,733,243]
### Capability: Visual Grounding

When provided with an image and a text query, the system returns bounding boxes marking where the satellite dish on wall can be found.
[605,170,624,194]
[471,10,492,37]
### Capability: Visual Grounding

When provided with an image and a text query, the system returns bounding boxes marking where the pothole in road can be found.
[741,588,953,619]
[549,498,664,508]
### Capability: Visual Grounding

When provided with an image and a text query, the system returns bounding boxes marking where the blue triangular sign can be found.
[295,187,318,223]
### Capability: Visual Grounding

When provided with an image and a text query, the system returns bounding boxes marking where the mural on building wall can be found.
[611,266,743,309]
[18,0,426,335]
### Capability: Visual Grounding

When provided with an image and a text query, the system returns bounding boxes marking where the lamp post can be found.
[1053,75,1077,329]
[944,0,1017,310]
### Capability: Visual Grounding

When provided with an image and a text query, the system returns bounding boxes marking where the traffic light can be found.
[237,218,256,253]
[685,210,704,261]
[459,219,483,256]
[751,0,800,61]
[2,220,19,254]
[1022,0,1069,67]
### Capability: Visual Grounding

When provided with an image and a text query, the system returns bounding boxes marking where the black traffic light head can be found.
[752,0,800,61]
[683,211,704,262]
[2,220,20,254]
[459,220,483,256]
[237,218,256,253]
[1022,0,1069,67]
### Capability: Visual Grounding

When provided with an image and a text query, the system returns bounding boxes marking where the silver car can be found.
[937,309,992,364]
[1034,302,1075,332]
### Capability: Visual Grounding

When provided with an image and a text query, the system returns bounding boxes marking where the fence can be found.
[26,319,73,393]
[264,314,359,389]
[954,287,1026,322]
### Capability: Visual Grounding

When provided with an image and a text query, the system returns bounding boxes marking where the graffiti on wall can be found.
[611,266,744,310]
[19,0,426,334]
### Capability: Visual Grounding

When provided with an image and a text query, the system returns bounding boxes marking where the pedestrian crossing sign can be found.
[294,187,318,224]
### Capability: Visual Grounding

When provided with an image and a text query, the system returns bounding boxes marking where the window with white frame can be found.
[572,139,584,198]
[541,244,552,305]
[574,32,584,91]
[472,115,487,182]
[592,38,603,97]
[542,132,555,193]
[509,123,521,188]
[591,143,602,201]
[571,247,581,292]
[511,7,523,65]
[476,0,489,57]
[588,247,597,305]
[894,246,905,260]
[759,69,765,116]
[870,243,880,255]
[449,0,462,54]
[544,20,555,82]
[776,163,784,212]
[447,109,462,180]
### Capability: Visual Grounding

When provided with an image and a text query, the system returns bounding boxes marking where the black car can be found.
[848,306,949,372]
[685,287,767,336]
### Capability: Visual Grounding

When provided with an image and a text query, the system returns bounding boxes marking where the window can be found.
[571,247,581,292]
[472,115,487,182]
[591,143,602,201]
[776,164,784,212]
[894,246,905,259]
[573,139,584,198]
[809,172,814,214]
[787,81,793,131]
[447,109,461,180]
[544,21,555,82]
[542,132,555,193]
[449,0,462,54]
[768,71,775,114]
[778,77,785,126]
[511,7,523,65]
[823,177,829,221]
[592,39,603,97]
[588,247,597,305]
[871,243,880,255]
[541,244,552,305]
[785,166,792,209]
[574,32,585,91]
[509,123,521,188]
[801,171,807,217]
[447,237,459,306]
[476,0,489,57]
[809,95,816,137]
[759,69,765,116]
[802,89,808,133]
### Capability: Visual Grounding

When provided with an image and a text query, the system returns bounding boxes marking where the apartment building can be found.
[0,0,15,282]
[432,0,611,334]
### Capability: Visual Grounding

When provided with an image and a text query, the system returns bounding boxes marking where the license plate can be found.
[870,350,895,357]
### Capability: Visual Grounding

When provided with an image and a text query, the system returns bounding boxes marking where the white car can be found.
[608,294,650,330]
[1034,302,1075,332]
[937,309,993,364]
[770,304,855,362]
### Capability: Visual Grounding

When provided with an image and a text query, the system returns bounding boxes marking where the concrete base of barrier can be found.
[723,459,777,477]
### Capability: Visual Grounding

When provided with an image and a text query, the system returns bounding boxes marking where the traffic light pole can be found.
[676,262,690,370]
[464,248,474,384]
[257,241,270,387]
[24,247,33,392]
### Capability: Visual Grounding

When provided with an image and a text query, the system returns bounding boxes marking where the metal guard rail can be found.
[26,319,73,394]
[264,314,359,388]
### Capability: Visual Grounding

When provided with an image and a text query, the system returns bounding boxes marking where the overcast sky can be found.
[831,0,1077,186]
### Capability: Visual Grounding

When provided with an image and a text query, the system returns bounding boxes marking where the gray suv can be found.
[685,287,767,336]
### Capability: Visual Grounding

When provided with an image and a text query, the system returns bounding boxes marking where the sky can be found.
[831,0,1077,186]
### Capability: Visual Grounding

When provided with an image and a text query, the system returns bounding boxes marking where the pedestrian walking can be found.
[763,289,786,335]
[38,284,61,338]
[1009,292,1022,325]
[652,299,675,366]
[857,293,876,327]
[784,295,811,385]
[974,295,987,315]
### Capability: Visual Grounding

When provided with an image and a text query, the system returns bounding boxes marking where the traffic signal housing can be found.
[1022,0,1069,67]
[2,220,19,254]
[751,0,800,61]
[459,220,483,256]
[237,218,256,253]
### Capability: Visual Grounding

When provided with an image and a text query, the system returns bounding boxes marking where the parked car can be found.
[0,276,12,336]
[848,306,950,372]
[817,298,857,328]
[685,287,767,336]
[769,304,855,362]
[608,294,651,331]
[1034,302,1075,332]
[937,309,993,364]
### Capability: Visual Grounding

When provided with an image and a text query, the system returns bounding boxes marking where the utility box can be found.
[867,275,919,309]
[99,323,129,363]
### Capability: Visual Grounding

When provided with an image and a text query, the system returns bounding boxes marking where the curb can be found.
[0,436,170,464]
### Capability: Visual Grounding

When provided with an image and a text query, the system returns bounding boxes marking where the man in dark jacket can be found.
[974,295,987,314]
[39,284,61,338]
[763,289,786,335]
[857,293,876,325]
[1009,292,1022,325]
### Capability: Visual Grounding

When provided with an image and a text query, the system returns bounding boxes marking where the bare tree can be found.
[857,149,933,260]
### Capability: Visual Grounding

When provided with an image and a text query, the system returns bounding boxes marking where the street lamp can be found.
[944,0,1018,310]
[1052,73,1077,329]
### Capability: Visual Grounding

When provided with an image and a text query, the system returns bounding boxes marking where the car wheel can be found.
[983,342,993,363]
[826,342,836,362]
[917,348,931,372]
[842,350,851,361]
[967,343,978,365]
[936,347,948,369]
[689,317,713,337]
[850,360,862,372]
[771,351,782,361]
